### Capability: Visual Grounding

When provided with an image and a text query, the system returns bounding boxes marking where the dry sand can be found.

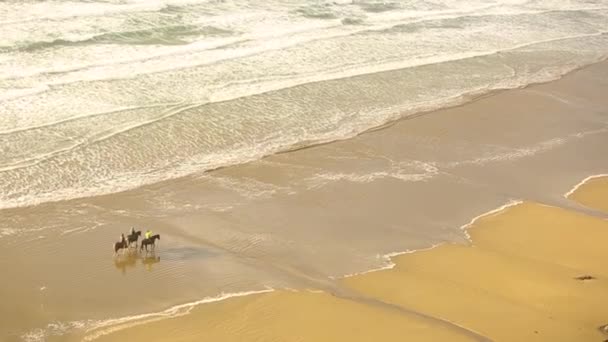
[568,175,608,213]
[347,199,608,342]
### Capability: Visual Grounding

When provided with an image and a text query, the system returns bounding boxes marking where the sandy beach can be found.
[93,183,608,342]
[1,57,607,341]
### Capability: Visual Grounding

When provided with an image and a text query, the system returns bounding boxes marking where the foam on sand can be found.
[565,174,608,212]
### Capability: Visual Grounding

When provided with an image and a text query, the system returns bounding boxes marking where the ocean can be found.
[2,0,608,210]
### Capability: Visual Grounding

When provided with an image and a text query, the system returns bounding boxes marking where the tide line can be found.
[563,173,608,199]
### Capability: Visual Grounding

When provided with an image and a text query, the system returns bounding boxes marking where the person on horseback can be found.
[114,233,129,255]
[130,227,136,236]
[145,229,152,240]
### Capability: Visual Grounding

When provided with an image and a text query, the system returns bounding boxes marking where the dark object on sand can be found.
[140,234,161,252]
[574,275,595,281]
[114,239,128,254]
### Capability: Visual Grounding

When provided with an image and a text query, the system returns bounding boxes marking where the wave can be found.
[0,102,178,135]
[4,29,606,131]
[3,6,605,86]
[358,1,402,13]
[1,1,608,211]
[0,102,204,172]
[1,47,606,211]
[0,0,210,26]
[294,5,339,20]
[374,7,608,34]
[0,25,233,53]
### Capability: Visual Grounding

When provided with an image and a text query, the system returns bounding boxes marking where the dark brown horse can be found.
[140,234,160,252]
[114,239,128,254]
[127,230,141,248]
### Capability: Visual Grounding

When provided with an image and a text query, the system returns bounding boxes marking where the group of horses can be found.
[114,230,160,254]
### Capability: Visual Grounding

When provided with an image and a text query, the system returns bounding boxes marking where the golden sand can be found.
[94,177,608,342]
[93,290,477,342]
[346,202,608,341]
[568,175,608,213]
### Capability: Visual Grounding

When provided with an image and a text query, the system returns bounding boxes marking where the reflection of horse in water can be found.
[113,252,160,274]
[127,230,141,248]
[142,254,161,271]
[140,234,160,252]
[114,253,138,274]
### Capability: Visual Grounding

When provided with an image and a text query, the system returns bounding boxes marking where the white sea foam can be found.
[1,0,607,210]
[0,228,18,238]
[459,200,523,241]
[306,160,439,189]
[564,173,608,199]
[330,243,445,280]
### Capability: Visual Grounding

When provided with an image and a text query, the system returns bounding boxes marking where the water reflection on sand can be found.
[114,251,161,274]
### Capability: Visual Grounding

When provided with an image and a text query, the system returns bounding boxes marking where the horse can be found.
[113,239,128,255]
[127,230,141,248]
[140,234,160,252]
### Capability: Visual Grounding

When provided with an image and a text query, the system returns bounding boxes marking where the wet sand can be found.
[93,179,608,341]
[1,61,607,341]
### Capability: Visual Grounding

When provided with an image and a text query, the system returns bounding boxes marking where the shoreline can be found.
[21,174,608,342]
[563,173,608,198]
[4,59,608,341]
[89,174,608,342]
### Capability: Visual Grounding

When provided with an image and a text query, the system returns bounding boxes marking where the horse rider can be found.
[145,229,152,240]
[120,233,126,245]
[130,227,136,236]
